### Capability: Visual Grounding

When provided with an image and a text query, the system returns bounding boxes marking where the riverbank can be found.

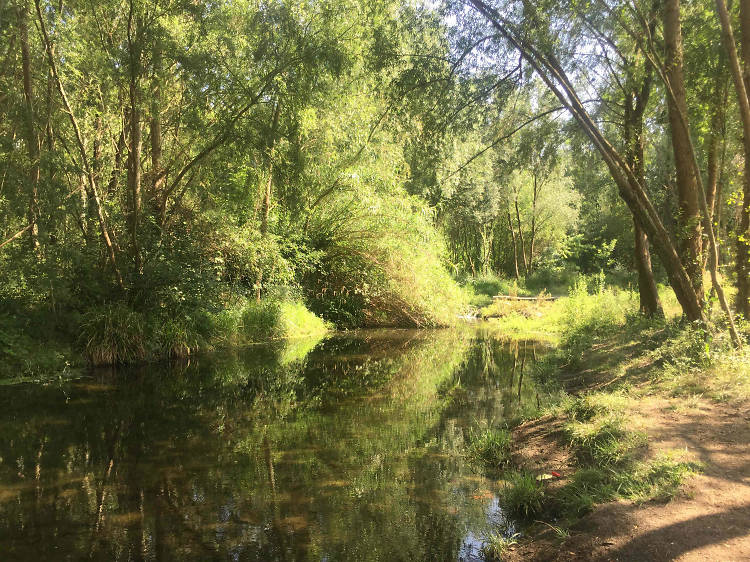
[473,280,750,560]
[0,297,330,382]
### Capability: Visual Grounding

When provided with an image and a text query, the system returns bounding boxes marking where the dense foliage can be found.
[2,0,750,371]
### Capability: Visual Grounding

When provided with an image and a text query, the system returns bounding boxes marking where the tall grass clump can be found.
[480,531,519,561]
[499,470,546,520]
[155,317,204,359]
[241,299,329,342]
[466,427,512,470]
[79,304,147,365]
[563,393,644,467]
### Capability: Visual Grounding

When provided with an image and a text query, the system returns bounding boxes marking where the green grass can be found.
[555,454,702,519]
[499,470,546,520]
[466,428,512,470]
[241,299,330,342]
[565,415,647,467]
[553,394,700,520]
[480,531,519,561]
[470,280,734,541]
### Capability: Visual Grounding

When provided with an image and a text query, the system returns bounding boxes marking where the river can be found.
[0,327,547,561]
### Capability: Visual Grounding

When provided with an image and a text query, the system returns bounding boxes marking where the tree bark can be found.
[529,172,537,274]
[737,0,750,316]
[623,59,663,317]
[634,217,663,316]
[664,0,704,303]
[150,41,164,199]
[715,0,750,318]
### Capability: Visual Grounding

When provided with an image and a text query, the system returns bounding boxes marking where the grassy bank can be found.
[0,297,330,380]
[467,276,750,554]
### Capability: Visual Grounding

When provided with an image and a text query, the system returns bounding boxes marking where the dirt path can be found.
[509,398,750,561]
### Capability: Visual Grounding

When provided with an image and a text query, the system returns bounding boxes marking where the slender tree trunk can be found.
[514,192,528,275]
[261,100,281,236]
[705,77,729,223]
[18,1,40,250]
[508,211,520,280]
[715,0,750,317]
[664,0,704,304]
[623,66,663,317]
[529,173,537,273]
[634,218,663,315]
[151,42,164,199]
[738,0,750,316]
[108,125,126,196]
[127,2,142,273]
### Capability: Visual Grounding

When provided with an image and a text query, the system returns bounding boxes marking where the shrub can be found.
[79,304,147,365]
[305,190,467,327]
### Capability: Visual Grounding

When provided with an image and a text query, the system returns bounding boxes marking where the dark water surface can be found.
[0,327,547,561]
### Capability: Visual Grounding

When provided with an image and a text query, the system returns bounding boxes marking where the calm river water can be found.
[0,327,547,561]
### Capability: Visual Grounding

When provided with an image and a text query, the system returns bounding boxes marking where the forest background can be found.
[2,0,750,376]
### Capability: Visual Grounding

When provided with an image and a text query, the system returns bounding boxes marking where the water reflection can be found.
[0,327,545,561]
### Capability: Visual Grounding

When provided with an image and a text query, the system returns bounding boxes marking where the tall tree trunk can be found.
[737,0,750,317]
[705,77,729,224]
[150,42,164,199]
[127,1,142,273]
[18,1,40,251]
[507,211,520,280]
[514,192,528,275]
[664,0,704,304]
[528,173,537,274]
[260,100,281,236]
[716,0,750,317]
[634,218,663,316]
[624,66,663,317]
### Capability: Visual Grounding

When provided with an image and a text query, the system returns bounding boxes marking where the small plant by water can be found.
[499,470,546,520]
[466,428,512,470]
[480,531,518,561]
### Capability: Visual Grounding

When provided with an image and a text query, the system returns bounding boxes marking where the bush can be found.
[305,190,467,327]
[79,304,147,365]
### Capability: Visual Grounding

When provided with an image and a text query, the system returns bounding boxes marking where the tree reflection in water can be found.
[0,328,547,561]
